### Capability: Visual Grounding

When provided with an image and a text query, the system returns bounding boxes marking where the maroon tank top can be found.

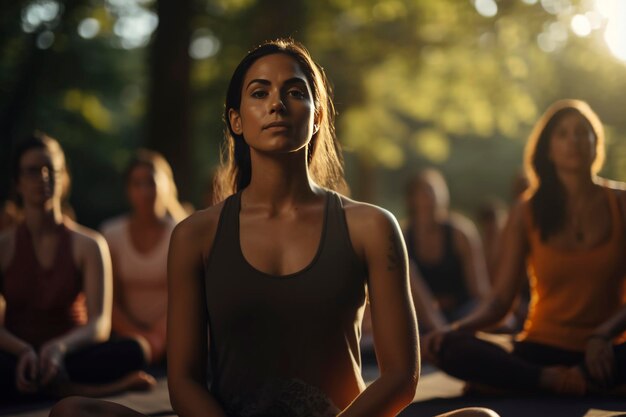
[2,222,87,350]
[204,190,368,416]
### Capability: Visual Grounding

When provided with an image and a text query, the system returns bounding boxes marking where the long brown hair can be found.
[213,39,348,203]
[523,99,605,241]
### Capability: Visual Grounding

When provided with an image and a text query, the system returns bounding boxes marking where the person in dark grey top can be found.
[205,189,366,416]
[49,39,498,417]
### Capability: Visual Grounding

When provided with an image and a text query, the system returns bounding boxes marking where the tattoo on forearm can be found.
[387,232,402,272]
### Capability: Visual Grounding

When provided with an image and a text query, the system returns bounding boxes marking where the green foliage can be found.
[2,0,626,226]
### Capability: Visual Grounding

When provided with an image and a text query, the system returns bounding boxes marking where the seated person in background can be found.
[423,99,626,396]
[404,169,490,323]
[101,149,188,365]
[49,39,498,417]
[0,133,154,403]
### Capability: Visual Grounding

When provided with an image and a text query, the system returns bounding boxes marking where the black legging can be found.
[0,337,146,403]
[437,330,626,392]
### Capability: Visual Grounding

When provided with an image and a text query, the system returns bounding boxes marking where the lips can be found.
[263,121,291,129]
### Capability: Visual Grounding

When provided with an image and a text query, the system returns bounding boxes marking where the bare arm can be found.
[167,211,227,417]
[38,227,112,384]
[453,202,529,332]
[109,255,150,335]
[409,260,447,331]
[338,205,418,417]
[0,230,35,356]
[53,229,112,351]
[451,216,490,301]
[0,296,36,358]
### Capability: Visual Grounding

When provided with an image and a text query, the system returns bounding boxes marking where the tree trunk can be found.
[145,0,192,199]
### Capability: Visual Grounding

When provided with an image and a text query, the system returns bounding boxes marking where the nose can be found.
[40,166,51,182]
[269,94,287,114]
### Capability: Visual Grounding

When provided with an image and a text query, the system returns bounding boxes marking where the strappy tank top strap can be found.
[205,192,243,270]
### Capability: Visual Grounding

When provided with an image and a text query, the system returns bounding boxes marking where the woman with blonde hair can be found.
[101,149,188,365]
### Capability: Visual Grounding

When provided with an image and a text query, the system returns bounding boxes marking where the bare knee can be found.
[49,396,111,417]
[50,396,87,417]
[437,407,500,417]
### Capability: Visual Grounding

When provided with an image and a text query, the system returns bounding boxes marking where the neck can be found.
[131,208,166,227]
[414,209,446,229]
[244,149,319,208]
[555,169,595,199]
[23,202,63,235]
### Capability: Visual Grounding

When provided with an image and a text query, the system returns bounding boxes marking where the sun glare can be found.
[595,0,626,61]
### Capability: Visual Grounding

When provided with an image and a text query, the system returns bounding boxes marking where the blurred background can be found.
[1,0,626,228]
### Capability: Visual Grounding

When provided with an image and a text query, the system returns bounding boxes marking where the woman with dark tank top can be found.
[50,40,498,417]
[423,100,626,396]
[404,169,490,327]
[0,133,154,403]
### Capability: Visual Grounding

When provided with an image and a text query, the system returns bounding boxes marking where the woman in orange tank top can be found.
[423,99,626,396]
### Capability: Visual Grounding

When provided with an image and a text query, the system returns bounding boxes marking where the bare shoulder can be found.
[171,200,226,258]
[0,226,16,270]
[339,194,400,231]
[449,212,479,237]
[65,220,107,252]
[597,179,626,204]
[596,177,626,191]
[596,180,626,221]
[338,195,402,258]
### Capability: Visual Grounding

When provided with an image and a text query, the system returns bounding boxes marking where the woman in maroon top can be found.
[0,133,153,402]
[50,40,497,417]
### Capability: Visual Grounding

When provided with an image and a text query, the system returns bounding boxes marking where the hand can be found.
[585,336,615,387]
[15,347,39,393]
[421,327,451,364]
[38,341,66,386]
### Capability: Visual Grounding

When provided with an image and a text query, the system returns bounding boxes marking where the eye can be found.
[251,90,268,98]
[288,89,307,100]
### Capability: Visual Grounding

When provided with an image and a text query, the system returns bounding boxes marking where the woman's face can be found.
[410,180,438,215]
[17,147,64,207]
[127,164,165,214]
[229,53,317,156]
[548,112,596,172]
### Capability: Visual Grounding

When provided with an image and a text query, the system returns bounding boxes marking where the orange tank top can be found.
[518,188,626,351]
